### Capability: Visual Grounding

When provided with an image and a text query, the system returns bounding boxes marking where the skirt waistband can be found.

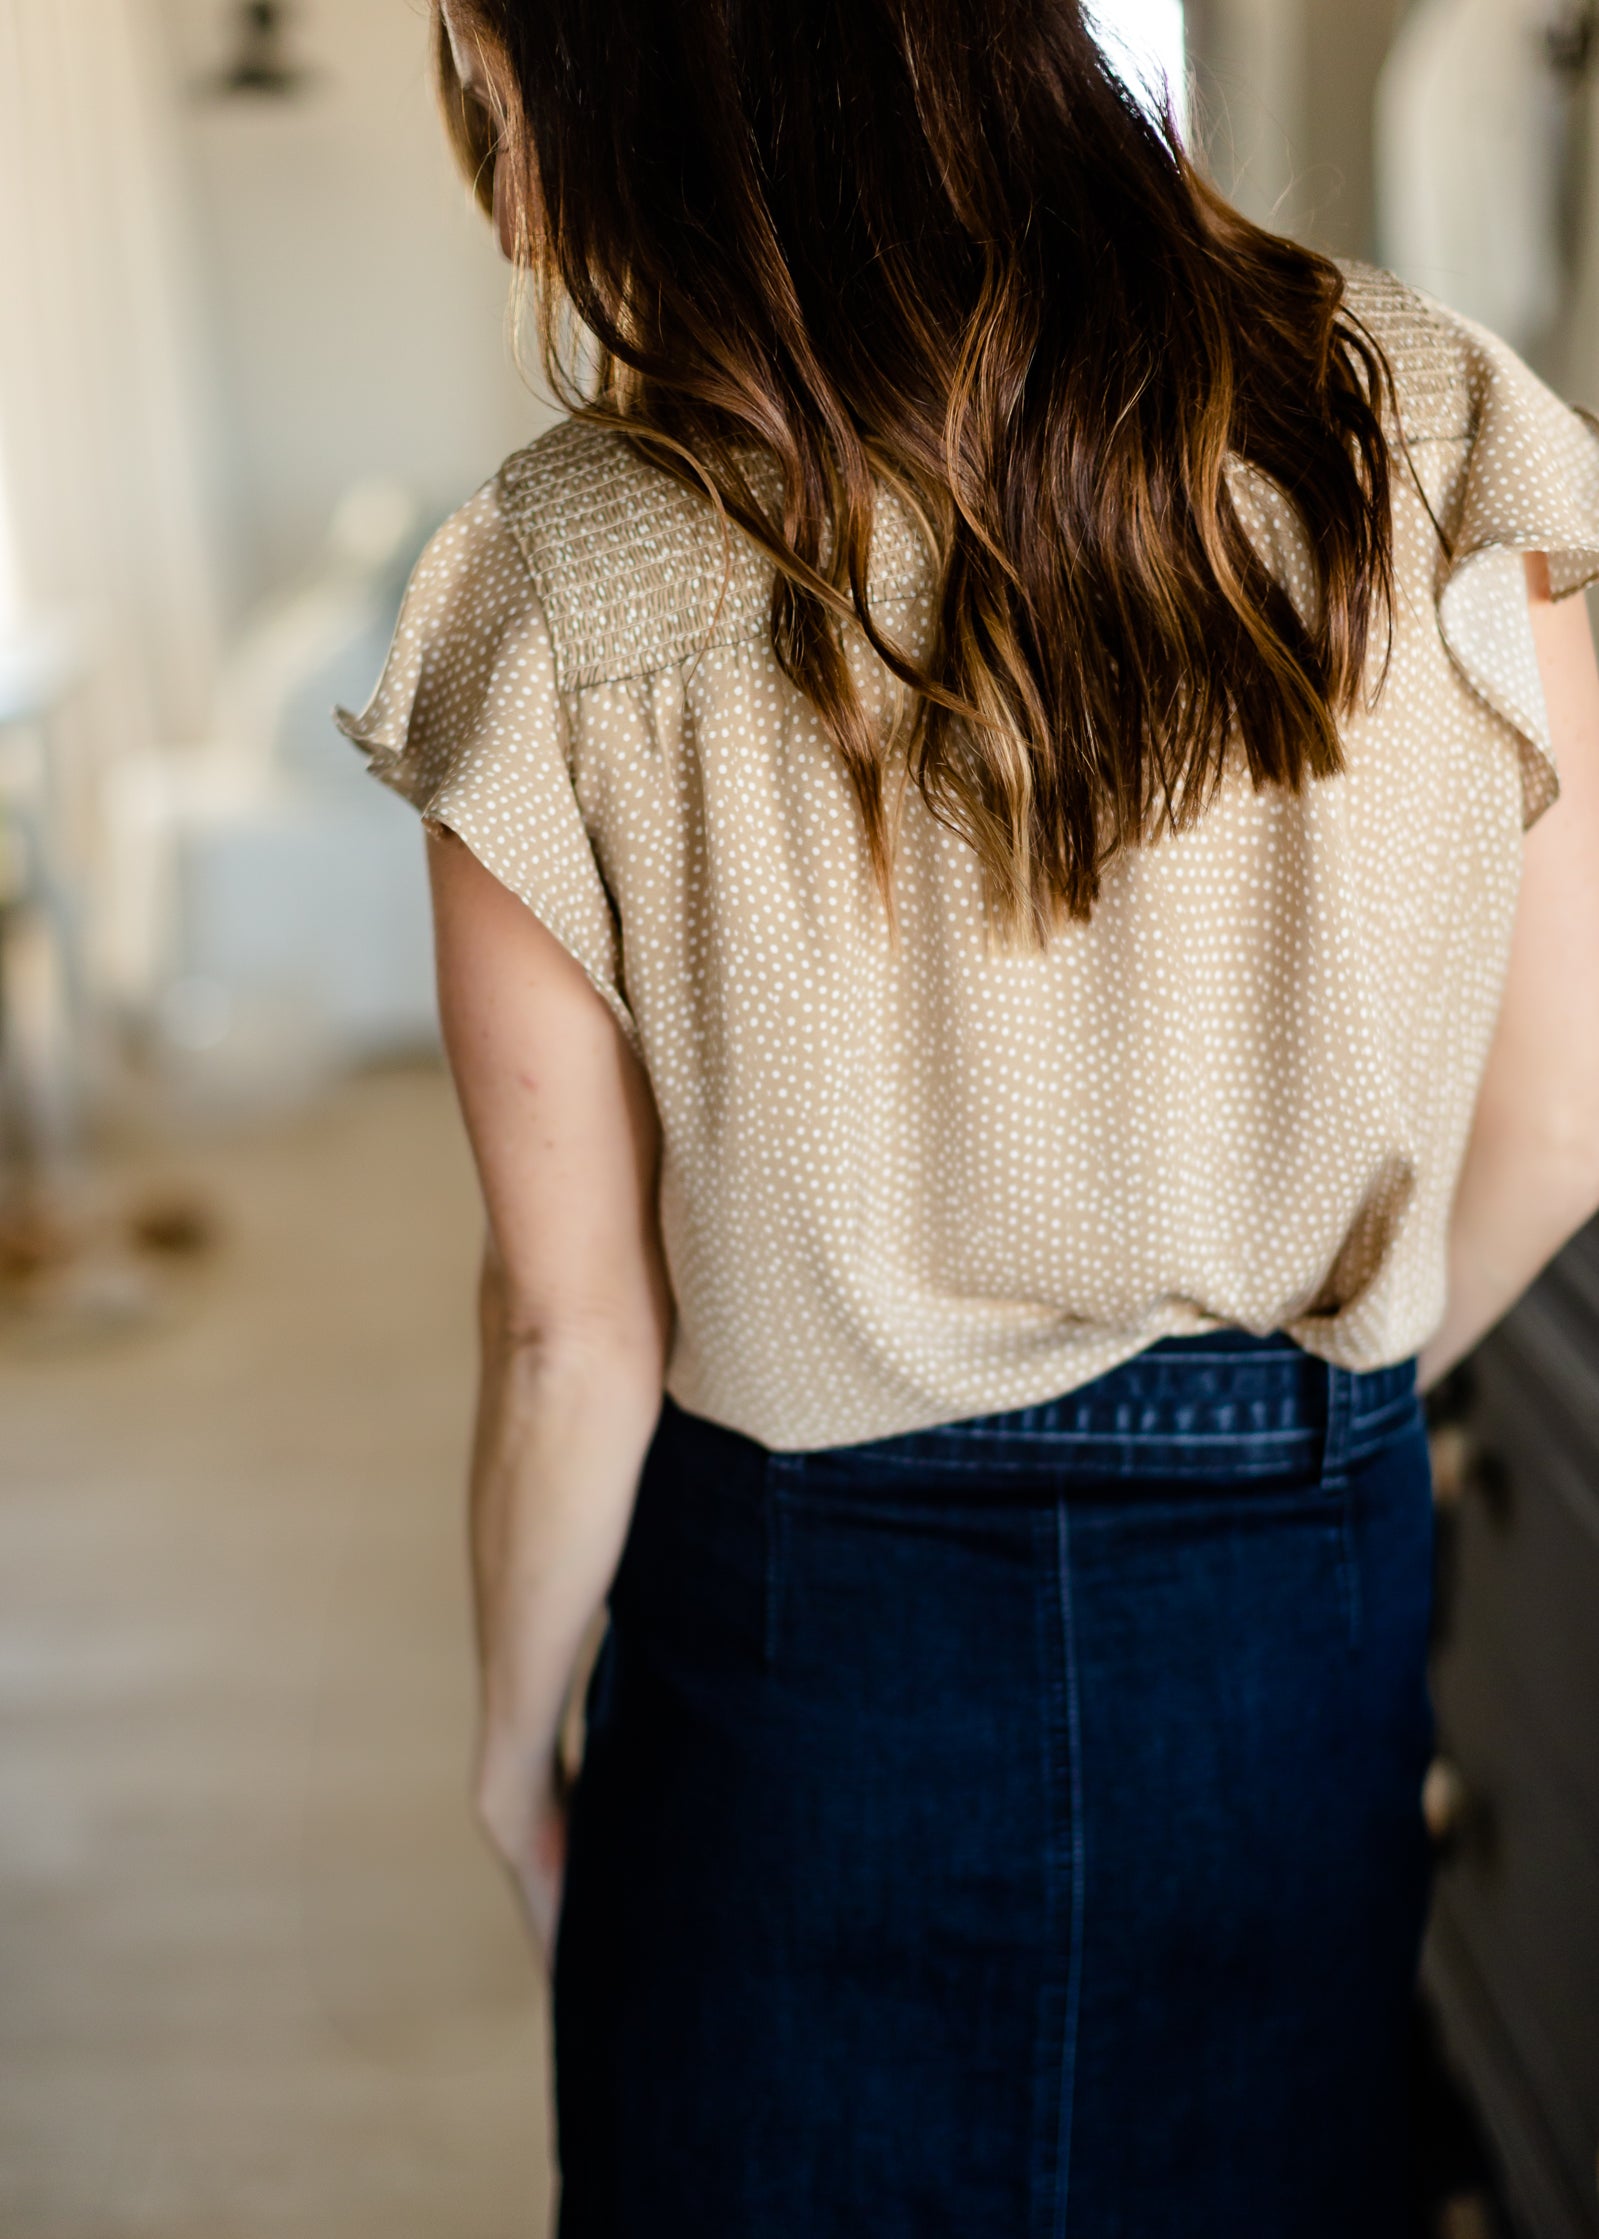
[782,1333,1420,1488]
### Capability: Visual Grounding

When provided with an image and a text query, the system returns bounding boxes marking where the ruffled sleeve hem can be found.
[1429,312,1599,826]
[335,482,640,1054]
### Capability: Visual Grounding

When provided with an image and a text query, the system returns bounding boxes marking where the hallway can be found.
[0,1067,553,2237]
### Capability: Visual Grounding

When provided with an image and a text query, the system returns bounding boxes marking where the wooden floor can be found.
[0,1065,553,2238]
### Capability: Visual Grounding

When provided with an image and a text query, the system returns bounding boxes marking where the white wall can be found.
[1186,0,1306,230]
[1187,0,1408,255]
[153,0,556,614]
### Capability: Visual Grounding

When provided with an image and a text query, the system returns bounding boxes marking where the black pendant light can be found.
[1548,0,1597,79]
[203,2,316,101]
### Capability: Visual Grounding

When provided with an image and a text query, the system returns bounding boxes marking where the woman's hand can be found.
[475,1734,569,1958]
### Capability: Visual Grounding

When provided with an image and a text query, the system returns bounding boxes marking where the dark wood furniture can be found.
[1425,1218,1599,2238]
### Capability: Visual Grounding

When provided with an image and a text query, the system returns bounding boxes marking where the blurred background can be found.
[0,2,1595,2234]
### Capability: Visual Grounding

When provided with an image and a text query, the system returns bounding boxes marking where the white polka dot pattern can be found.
[337,264,1599,1451]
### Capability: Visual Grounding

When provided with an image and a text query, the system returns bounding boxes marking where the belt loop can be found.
[1321,1359,1355,1496]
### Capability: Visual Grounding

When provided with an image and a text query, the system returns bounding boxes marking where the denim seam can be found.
[823,1377,1419,1472]
[849,1405,1411,1443]
[1030,1509,1069,2239]
[760,1458,786,1668]
[823,1424,1413,1473]
[791,1442,1321,1479]
[1339,1492,1364,1651]
[769,1442,1416,1523]
[770,1487,1361,1542]
[1071,1488,1355,1542]
[859,1432,1320,1454]
[1054,1503,1086,2239]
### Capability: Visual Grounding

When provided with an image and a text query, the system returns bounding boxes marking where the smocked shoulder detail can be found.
[495,416,933,694]
[1338,261,1474,442]
[495,421,772,692]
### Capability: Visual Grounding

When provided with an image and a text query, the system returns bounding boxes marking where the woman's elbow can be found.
[480,1270,667,1404]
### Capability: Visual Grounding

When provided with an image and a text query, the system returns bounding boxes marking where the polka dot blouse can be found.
[338,265,1599,1451]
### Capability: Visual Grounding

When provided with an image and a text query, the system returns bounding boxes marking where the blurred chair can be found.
[103,477,439,1110]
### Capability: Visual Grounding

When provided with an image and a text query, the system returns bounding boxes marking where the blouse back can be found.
[339,265,1599,1450]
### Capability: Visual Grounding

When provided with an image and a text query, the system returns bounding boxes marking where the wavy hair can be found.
[435,0,1394,935]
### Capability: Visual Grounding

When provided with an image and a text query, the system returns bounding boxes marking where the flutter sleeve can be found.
[1429,308,1599,825]
[335,481,636,1048]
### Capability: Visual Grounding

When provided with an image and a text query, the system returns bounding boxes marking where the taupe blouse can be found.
[339,265,1599,1450]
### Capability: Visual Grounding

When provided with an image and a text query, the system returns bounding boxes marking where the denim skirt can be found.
[554,1331,1434,2238]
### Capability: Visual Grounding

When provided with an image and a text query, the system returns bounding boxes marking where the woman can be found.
[339,3,1599,2230]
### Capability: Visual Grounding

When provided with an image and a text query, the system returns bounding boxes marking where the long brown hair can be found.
[436,0,1393,935]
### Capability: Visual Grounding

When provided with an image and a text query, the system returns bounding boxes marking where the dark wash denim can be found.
[555,1331,1435,2238]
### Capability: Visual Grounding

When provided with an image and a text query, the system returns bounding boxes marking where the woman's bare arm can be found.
[1419,555,1599,1386]
[427,826,670,1950]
